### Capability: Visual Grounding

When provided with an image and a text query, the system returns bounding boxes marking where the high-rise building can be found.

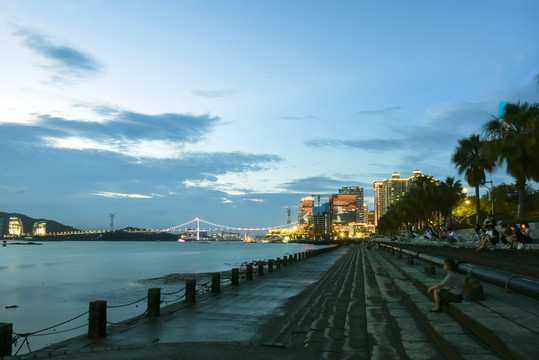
[312,202,331,235]
[8,217,23,236]
[374,170,423,226]
[298,196,315,225]
[329,186,364,232]
[33,221,46,236]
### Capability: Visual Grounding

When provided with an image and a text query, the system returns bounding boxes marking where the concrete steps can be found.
[373,247,539,359]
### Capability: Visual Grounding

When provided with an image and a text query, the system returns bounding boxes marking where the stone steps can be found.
[373,247,539,359]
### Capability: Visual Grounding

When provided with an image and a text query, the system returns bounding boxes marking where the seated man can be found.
[428,259,464,312]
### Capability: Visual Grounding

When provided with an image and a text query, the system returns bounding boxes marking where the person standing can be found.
[428,259,464,312]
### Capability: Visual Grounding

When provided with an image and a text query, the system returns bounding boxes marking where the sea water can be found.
[0,241,323,353]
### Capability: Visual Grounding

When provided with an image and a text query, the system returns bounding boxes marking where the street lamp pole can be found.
[481,180,494,216]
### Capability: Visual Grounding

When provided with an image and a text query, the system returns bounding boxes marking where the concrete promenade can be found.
[3,245,538,359]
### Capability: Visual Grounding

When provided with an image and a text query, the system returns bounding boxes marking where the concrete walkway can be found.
[8,247,350,359]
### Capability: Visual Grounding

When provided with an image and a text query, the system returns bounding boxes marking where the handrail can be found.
[379,242,539,299]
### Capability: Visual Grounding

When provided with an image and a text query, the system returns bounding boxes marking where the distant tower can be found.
[109,213,116,231]
[287,207,291,224]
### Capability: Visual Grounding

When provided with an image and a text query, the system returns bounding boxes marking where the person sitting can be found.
[428,259,464,312]
[469,224,482,242]
[499,224,516,248]
[476,225,499,250]
[483,213,495,228]
[516,222,533,249]
[446,230,459,244]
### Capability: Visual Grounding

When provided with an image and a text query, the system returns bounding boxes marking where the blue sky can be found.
[1,0,538,231]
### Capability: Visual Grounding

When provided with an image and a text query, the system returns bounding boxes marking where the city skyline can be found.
[1,1,538,230]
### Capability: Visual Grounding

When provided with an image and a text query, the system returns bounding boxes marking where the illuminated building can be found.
[373,170,424,225]
[8,217,23,236]
[298,196,315,225]
[327,187,365,233]
[348,223,376,238]
[312,202,330,235]
[33,221,46,236]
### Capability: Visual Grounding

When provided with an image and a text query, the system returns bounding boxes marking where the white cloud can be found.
[42,136,185,159]
[91,191,153,199]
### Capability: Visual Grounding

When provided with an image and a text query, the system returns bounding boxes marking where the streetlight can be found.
[481,180,494,215]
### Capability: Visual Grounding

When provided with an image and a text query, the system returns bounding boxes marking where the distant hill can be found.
[0,212,79,236]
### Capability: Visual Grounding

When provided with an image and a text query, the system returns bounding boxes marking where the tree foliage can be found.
[377,176,463,235]
[483,101,539,219]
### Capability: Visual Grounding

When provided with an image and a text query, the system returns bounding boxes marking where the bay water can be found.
[0,240,324,353]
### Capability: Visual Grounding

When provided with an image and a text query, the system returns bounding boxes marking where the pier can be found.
[2,244,538,359]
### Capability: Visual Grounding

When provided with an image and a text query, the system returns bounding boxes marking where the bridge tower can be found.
[109,213,116,231]
[287,207,291,225]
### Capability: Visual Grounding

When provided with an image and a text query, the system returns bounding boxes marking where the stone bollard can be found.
[258,262,264,276]
[424,265,436,275]
[283,256,288,266]
[407,254,414,265]
[0,322,13,356]
[276,257,281,269]
[294,253,298,262]
[289,254,293,263]
[246,264,253,280]
[185,279,196,303]
[232,268,239,285]
[268,259,274,272]
[88,300,107,338]
[397,252,402,259]
[464,277,484,300]
[147,288,161,317]
[212,272,221,293]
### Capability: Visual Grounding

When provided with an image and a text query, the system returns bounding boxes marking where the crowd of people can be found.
[473,214,533,250]
[390,214,534,250]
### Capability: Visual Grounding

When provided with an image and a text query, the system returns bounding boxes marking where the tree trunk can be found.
[475,185,480,225]
[516,179,527,220]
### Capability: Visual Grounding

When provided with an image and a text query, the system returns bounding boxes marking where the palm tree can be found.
[483,101,539,219]
[438,177,464,218]
[451,134,495,224]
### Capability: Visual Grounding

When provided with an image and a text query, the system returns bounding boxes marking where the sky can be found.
[1,0,538,231]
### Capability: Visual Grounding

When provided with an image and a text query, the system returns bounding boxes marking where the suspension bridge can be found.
[160,218,298,241]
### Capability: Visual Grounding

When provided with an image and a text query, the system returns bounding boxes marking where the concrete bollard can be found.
[268,259,274,272]
[464,277,484,300]
[246,264,253,280]
[397,252,402,259]
[212,272,221,293]
[283,256,288,266]
[185,279,196,303]
[147,288,161,317]
[257,262,264,276]
[0,322,13,356]
[424,265,436,275]
[232,268,239,285]
[88,300,107,338]
[276,257,281,268]
[294,253,298,262]
[407,254,414,265]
